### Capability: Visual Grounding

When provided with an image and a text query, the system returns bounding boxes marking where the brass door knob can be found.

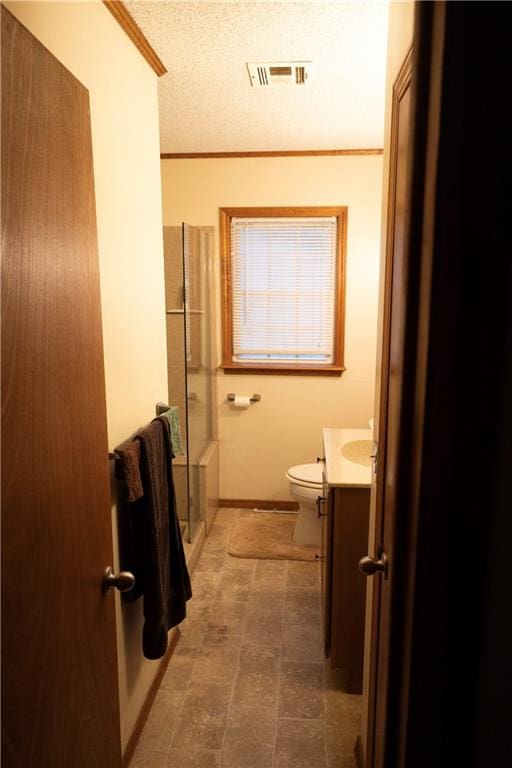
[358,554,388,578]
[102,566,135,595]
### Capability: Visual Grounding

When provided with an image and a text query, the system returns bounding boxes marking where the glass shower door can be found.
[163,222,213,543]
[163,225,190,540]
[182,223,212,540]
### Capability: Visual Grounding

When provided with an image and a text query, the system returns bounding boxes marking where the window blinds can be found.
[230,217,337,363]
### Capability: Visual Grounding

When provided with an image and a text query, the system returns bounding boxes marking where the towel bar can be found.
[227,393,261,403]
[108,402,171,460]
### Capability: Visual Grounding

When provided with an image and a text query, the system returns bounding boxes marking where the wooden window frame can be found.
[220,206,347,375]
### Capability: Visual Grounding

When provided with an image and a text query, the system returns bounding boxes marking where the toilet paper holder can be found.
[227,393,261,404]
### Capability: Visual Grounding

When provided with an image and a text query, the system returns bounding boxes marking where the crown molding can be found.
[103,1,167,77]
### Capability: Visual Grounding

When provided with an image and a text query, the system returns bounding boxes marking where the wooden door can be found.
[1,8,121,767]
[365,4,449,765]
[362,2,512,764]
[366,47,414,767]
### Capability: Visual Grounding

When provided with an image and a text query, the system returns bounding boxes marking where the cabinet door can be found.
[330,487,370,693]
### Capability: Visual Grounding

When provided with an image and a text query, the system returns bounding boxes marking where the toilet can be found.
[285,463,324,546]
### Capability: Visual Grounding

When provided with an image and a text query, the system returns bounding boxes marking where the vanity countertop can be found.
[323,427,373,488]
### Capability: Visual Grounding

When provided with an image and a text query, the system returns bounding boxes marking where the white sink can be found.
[340,439,373,467]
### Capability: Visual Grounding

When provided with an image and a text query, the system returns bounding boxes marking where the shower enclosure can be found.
[163,223,218,543]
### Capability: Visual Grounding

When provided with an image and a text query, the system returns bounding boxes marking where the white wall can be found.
[4,0,168,751]
[162,155,383,500]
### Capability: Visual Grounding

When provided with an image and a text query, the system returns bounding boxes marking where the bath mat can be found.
[228,511,317,562]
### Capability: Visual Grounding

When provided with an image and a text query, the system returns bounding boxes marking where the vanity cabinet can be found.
[321,428,372,694]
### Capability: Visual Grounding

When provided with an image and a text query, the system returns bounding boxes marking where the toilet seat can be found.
[285,463,323,489]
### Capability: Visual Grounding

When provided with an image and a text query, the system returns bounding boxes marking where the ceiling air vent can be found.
[246,61,312,88]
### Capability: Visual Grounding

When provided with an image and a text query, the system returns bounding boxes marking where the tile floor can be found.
[131,508,362,768]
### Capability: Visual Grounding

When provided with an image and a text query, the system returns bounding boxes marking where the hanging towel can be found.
[160,406,184,457]
[114,440,144,502]
[121,416,192,659]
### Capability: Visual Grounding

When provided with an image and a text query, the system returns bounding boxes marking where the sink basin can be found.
[341,440,373,467]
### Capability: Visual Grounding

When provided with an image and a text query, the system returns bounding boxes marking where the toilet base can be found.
[292,506,322,546]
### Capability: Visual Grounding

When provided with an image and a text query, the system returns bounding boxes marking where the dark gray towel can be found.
[122,416,192,660]
[115,440,144,502]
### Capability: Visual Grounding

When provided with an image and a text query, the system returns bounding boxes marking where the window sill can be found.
[221,362,346,376]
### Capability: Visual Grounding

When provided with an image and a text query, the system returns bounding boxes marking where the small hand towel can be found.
[115,440,144,502]
[161,406,184,457]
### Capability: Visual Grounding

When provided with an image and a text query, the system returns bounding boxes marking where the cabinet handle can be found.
[316,495,328,518]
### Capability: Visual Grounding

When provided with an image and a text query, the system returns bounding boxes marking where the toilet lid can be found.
[287,463,323,485]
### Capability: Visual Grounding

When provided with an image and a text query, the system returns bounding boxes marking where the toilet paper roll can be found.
[233,395,251,409]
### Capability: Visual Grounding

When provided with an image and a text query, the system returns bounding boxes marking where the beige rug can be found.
[228,511,317,562]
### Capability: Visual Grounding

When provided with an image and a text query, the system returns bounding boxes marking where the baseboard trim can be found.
[355,735,365,768]
[161,149,383,159]
[219,498,299,511]
[121,627,180,767]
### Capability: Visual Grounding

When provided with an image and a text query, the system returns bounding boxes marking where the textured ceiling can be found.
[125,1,389,153]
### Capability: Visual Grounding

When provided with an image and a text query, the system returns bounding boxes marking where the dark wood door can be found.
[366,47,413,768]
[1,8,121,767]
[364,3,512,765]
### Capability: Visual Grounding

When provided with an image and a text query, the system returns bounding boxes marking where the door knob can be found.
[102,566,135,595]
[358,554,388,578]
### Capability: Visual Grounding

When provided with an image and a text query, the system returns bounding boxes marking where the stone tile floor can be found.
[131,508,361,768]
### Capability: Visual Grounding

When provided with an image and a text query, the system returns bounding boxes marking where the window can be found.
[220,207,347,374]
